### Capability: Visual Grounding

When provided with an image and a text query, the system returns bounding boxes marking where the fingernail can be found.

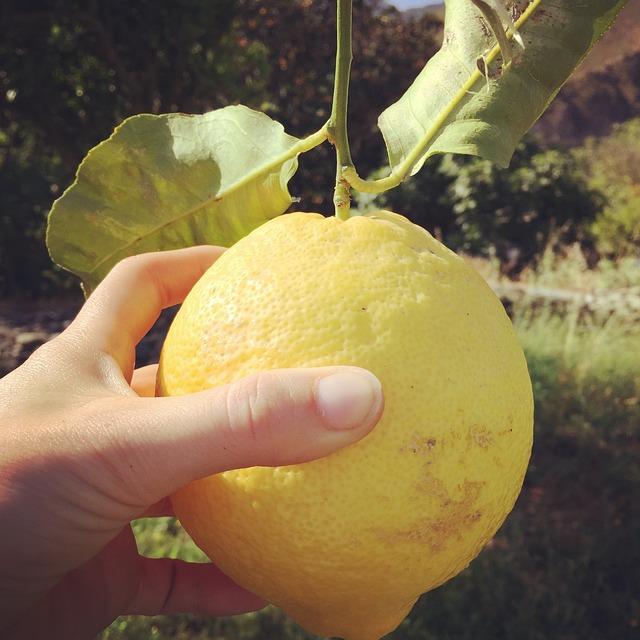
[315,370,383,430]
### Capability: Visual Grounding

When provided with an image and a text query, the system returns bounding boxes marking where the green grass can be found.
[131,518,205,563]
[103,257,640,640]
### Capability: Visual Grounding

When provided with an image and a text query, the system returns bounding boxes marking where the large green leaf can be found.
[47,105,304,294]
[379,0,628,175]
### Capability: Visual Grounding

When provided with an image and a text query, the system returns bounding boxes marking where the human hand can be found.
[0,247,383,639]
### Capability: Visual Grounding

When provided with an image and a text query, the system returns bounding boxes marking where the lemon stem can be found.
[328,0,354,220]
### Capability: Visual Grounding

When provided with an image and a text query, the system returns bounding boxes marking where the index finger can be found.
[70,246,223,374]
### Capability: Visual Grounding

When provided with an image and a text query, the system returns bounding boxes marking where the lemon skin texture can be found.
[158,211,533,640]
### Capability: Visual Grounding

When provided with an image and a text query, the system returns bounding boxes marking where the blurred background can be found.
[1,1,639,638]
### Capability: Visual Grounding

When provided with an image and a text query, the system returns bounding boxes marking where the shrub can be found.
[0,128,76,296]
[575,117,640,257]
[363,139,604,271]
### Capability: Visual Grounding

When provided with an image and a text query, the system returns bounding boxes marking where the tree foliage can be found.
[1,0,268,170]
[0,0,271,296]
[575,117,640,257]
[365,138,605,272]
[1,0,634,297]
[0,0,441,296]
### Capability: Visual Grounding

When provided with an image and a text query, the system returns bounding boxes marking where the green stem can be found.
[233,124,329,193]
[328,0,354,220]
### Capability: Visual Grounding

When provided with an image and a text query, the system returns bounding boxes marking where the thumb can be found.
[116,366,383,503]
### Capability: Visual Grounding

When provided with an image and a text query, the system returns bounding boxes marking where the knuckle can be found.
[225,372,274,444]
[18,332,81,379]
[24,333,64,362]
[81,399,156,506]
[109,253,154,287]
[114,253,148,273]
[112,253,169,307]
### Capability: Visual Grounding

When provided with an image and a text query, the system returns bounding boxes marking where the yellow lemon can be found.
[158,211,533,640]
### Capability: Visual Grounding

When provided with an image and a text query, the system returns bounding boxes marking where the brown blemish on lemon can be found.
[469,425,493,448]
[400,434,438,456]
[378,480,486,552]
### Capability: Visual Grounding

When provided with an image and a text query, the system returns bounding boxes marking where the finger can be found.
[131,364,159,398]
[137,497,174,519]
[69,246,224,376]
[126,557,266,617]
[103,366,383,504]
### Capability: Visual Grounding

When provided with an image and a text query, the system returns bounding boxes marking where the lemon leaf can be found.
[378,0,629,175]
[47,105,304,295]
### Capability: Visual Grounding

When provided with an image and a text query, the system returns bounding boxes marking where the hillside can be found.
[534,0,640,145]
[400,1,640,146]
[572,0,640,79]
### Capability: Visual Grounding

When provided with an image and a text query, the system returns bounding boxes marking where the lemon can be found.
[158,211,533,640]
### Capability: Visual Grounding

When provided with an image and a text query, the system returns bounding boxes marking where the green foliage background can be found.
[1,0,443,296]
[363,143,592,260]
[4,0,637,297]
[577,118,640,256]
